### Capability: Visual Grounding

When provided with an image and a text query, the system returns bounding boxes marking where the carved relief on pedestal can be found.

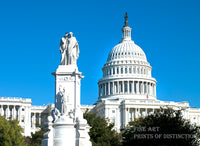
[57,76,75,82]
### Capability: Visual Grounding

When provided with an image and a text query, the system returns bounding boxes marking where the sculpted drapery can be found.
[59,32,79,65]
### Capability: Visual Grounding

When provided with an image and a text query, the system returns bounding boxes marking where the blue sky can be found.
[0,0,200,108]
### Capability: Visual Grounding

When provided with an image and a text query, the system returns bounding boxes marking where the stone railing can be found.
[0,97,31,102]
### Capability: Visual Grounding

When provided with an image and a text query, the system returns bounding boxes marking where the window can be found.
[129,67,132,73]
[3,107,6,117]
[124,82,128,93]
[120,82,123,93]
[112,118,115,124]
[121,68,123,74]
[106,83,108,95]
[117,67,119,74]
[113,68,115,75]
[112,110,115,113]
[110,83,113,95]
[22,108,25,111]
[10,108,12,117]
[133,67,136,73]
[134,82,137,93]
[129,82,132,93]
[125,68,127,74]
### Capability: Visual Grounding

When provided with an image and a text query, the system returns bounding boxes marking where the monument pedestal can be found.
[42,64,91,146]
[53,115,76,146]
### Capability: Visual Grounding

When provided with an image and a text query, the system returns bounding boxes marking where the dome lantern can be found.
[121,13,132,41]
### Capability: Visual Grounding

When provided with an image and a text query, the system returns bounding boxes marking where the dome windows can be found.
[137,68,139,74]
[102,65,151,77]
[129,67,132,73]
[133,67,136,73]
[121,68,123,74]
[125,67,128,74]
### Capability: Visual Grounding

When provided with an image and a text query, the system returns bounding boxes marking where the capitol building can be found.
[0,14,200,136]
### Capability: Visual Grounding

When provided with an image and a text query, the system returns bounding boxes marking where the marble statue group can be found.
[60,32,79,65]
[42,32,91,146]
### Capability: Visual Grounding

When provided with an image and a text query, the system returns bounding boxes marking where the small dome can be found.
[107,40,147,62]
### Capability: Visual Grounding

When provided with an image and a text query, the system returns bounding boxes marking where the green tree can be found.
[122,107,200,146]
[0,115,25,146]
[25,126,46,146]
[84,110,122,146]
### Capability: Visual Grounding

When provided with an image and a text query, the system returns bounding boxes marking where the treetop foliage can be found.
[0,115,25,146]
[122,107,200,146]
[84,110,122,146]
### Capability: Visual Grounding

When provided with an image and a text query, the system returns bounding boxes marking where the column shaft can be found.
[108,82,110,95]
[127,81,129,94]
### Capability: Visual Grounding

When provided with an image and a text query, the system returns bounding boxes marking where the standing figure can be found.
[55,86,67,115]
[60,87,67,115]
[59,32,79,65]
[60,33,69,65]
[67,32,79,65]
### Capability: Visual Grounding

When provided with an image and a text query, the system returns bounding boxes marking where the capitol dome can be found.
[107,40,147,63]
[98,13,157,101]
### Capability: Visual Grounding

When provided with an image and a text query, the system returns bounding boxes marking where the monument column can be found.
[42,32,91,146]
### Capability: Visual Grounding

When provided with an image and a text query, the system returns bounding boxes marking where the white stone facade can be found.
[0,97,50,136]
[92,13,200,131]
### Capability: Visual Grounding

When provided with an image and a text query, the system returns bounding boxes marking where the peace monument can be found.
[42,32,92,146]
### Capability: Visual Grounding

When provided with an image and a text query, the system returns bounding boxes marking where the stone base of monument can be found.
[53,115,75,146]
[42,113,92,146]
[42,63,91,146]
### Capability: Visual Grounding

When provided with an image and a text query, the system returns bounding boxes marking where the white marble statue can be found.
[59,32,79,65]
[52,108,60,122]
[61,88,67,115]
[55,86,67,115]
